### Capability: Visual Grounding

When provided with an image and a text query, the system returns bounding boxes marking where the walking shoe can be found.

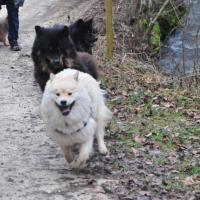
[10,40,21,51]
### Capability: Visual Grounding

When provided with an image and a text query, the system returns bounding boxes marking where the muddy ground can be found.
[0,1,119,199]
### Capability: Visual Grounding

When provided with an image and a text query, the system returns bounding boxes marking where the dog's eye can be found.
[68,92,72,96]
[56,93,60,96]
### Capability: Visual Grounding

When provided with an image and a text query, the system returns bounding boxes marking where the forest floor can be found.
[90,1,200,199]
[99,53,200,199]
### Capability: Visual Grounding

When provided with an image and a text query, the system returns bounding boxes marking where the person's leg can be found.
[6,0,21,51]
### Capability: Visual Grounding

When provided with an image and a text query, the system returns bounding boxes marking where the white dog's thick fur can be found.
[41,69,112,168]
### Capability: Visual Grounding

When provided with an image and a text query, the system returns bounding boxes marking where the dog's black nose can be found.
[60,100,67,106]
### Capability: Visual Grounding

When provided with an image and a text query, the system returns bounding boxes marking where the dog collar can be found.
[55,107,92,135]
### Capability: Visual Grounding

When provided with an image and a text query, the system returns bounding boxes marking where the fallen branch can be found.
[147,0,170,34]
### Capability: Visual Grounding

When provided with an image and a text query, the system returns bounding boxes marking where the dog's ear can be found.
[84,19,93,30]
[62,26,69,36]
[70,19,85,34]
[72,19,85,31]
[67,15,71,23]
[35,26,42,35]
[74,71,79,81]
[76,19,85,27]
[50,73,55,81]
[85,18,93,27]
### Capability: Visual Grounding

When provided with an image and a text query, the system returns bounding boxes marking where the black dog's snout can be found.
[60,100,67,106]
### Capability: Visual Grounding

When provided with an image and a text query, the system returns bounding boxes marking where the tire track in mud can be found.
[0,1,118,199]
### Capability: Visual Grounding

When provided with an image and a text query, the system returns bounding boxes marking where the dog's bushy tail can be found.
[99,89,112,124]
[104,106,112,123]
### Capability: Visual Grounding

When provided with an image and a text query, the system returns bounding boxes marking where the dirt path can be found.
[0,1,118,199]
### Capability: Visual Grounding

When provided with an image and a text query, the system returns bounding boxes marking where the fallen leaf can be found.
[132,134,145,144]
[152,104,159,108]
[184,111,195,118]
[163,126,171,132]
[183,176,194,186]
[134,107,141,114]
[163,102,175,108]
[131,147,139,157]
[121,90,128,97]
[145,160,153,165]
[143,95,149,103]
[196,120,200,124]
[152,95,167,105]
[195,175,200,182]
[175,107,183,113]
[162,135,169,144]
[192,150,198,155]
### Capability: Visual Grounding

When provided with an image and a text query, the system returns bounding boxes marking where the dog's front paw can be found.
[69,159,87,169]
[98,144,108,155]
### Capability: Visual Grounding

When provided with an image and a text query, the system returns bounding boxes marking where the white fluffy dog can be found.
[41,69,112,169]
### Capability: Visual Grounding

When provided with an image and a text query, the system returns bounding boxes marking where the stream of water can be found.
[159,0,200,74]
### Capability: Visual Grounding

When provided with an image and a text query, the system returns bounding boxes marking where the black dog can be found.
[31,25,99,91]
[69,18,97,54]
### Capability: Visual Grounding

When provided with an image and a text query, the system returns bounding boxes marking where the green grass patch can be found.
[129,91,145,105]
[112,87,200,155]
[189,166,200,175]
[154,156,169,165]
[183,165,200,176]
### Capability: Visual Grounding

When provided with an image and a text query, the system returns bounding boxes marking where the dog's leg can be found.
[3,40,9,46]
[70,137,94,169]
[2,34,8,46]
[96,120,108,155]
[61,145,73,163]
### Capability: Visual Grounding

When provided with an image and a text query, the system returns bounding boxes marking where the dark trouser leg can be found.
[6,0,19,47]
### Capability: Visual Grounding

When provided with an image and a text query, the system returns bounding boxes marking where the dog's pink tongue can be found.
[62,108,70,116]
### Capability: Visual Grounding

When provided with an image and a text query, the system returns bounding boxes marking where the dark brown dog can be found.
[67,52,99,80]
[32,25,99,91]
[0,16,8,46]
